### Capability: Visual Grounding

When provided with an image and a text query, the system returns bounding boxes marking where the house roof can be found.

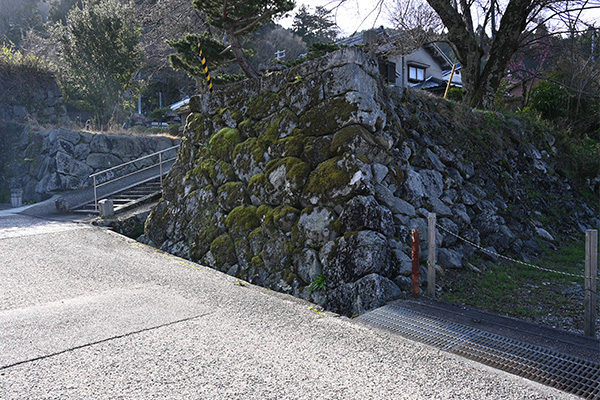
[336,26,388,47]
[410,76,462,91]
[336,27,453,70]
[169,97,190,112]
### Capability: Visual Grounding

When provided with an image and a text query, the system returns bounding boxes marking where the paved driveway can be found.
[0,214,576,399]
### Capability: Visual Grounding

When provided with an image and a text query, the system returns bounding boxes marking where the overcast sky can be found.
[279,0,600,39]
[278,0,392,37]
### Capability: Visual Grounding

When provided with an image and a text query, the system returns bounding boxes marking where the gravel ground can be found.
[0,216,578,399]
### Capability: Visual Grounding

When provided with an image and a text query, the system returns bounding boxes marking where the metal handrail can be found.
[91,144,180,211]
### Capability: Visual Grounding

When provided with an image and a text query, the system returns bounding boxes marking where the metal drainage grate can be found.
[357,304,600,399]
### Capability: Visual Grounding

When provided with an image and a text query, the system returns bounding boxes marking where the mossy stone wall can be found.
[144,48,599,316]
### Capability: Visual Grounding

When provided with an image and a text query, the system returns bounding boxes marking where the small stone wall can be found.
[8,127,179,203]
[0,72,68,124]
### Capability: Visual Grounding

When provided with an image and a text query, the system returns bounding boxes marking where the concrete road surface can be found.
[0,214,577,399]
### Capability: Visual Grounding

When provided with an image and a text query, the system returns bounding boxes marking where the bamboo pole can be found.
[443,64,457,99]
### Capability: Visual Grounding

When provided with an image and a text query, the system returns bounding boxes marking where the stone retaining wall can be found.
[7,127,179,203]
[143,47,599,316]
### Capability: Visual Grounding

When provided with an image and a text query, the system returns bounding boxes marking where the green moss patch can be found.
[302,135,333,168]
[199,158,237,187]
[209,127,242,161]
[247,91,280,120]
[225,205,260,237]
[210,233,237,268]
[271,205,300,232]
[265,156,311,189]
[187,113,212,143]
[238,118,254,136]
[217,181,248,211]
[299,98,358,136]
[233,137,268,165]
[270,135,306,159]
[303,156,349,198]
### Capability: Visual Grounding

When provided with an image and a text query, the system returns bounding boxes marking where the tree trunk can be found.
[426,0,535,110]
[224,22,259,80]
[426,0,484,106]
[469,0,533,109]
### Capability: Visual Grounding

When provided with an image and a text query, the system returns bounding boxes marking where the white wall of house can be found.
[387,47,447,88]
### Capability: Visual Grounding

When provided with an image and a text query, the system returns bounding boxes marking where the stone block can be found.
[98,199,114,219]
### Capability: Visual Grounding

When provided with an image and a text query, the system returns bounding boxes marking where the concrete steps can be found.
[72,177,163,215]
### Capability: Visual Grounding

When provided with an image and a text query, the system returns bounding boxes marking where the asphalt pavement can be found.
[0,209,584,399]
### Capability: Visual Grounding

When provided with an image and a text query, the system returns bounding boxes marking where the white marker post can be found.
[584,229,598,337]
[428,213,437,298]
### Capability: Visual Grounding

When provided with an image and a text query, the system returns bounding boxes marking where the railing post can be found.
[427,213,437,297]
[93,175,98,211]
[412,229,420,297]
[584,229,598,337]
[159,152,163,186]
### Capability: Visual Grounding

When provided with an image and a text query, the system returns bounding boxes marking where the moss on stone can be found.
[200,158,236,187]
[265,156,311,189]
[233,137,267,165]
[185,164,209,187]
[387,164,405,187]
[248,173,269,199]
[186,113,208,142]
[217,181,248,211]
[304,156,349,197]
[282,268,300,287]
[270,135,306,159]
[253,115,283,146]
[238,118,254,136]
[255,204,280,236]
[210,233,237,267]
[330,217,343,235]
[212,113,224,127]
[189,203,226,262]
[248,226,266,256]
[271,205,300,232]
[247,91,280,120]
[302,135,333,168]
[230,109,243,123]
[251,255,265,269]
[272,204,300,223]
[256,204,274,224]
[225,205,260,236]
[299,98,358,136]
[209,127,242,161]
[330,124,376,154]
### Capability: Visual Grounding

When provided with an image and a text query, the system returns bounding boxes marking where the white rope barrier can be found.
[435,222,586,279]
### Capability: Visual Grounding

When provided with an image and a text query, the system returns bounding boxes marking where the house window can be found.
[408,65,426,82]
[378,59,397,85]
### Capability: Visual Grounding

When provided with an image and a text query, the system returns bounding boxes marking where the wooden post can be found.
[428,213,437,297]
[584,229,598,337]
[411,229,420,297]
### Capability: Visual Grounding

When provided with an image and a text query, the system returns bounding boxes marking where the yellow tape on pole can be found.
[198,43,213,93]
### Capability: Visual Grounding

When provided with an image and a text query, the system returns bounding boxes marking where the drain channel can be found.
[357,304,600,399]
